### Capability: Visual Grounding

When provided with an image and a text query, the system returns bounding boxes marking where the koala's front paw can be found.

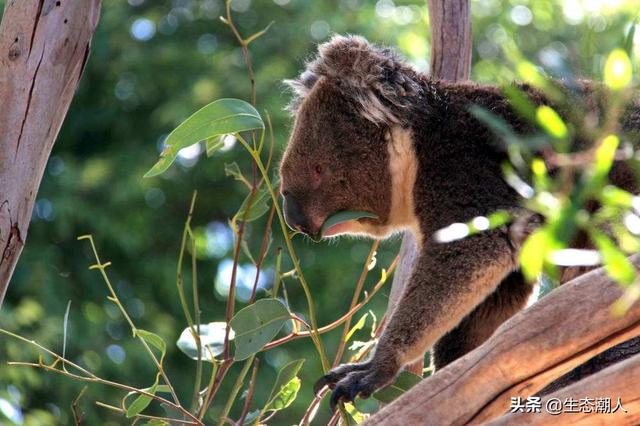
[314,362,397,411]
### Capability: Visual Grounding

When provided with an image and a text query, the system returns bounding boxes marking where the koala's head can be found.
[279,35,422,240]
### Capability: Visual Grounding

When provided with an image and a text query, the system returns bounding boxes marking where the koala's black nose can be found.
[283,193,310,234]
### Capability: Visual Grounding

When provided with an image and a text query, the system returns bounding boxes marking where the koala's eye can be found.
[313,164,323,178]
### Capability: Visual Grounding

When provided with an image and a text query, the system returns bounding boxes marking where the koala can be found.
[278,35,639,410]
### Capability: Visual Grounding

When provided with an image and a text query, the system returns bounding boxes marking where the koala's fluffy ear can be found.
[285,35,422,125]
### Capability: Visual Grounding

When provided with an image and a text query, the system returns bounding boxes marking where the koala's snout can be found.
[282,192,314,236]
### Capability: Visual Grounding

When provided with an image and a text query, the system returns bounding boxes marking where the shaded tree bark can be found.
[0,0,101,305]
[387,0,472,376]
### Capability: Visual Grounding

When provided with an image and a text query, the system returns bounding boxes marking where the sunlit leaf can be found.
[604,49,633,91]
[230,298,290,360]
[136,329,167,363]
[176,322,233,362]
[373,371,422,404]
[267,377,300,411]
[517,61,547,89]
[536,106,567,140]
[590,135,619,189]
[144,98,264,177]
[345,402,368,424]
[344,313,368,343]
[590,230,636,286]
[266,359,305,407]
[600,185,634,209]
[520,228,551,281]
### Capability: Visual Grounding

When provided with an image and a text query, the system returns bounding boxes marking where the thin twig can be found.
[238,358,260,425]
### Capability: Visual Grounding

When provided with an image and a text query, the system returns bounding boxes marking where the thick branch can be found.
[0,0,101,304]
[366,257,640,425]
[489,352,640,425]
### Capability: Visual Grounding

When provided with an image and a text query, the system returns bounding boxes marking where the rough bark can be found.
[489,352,640,426]
[387,0,472,377]
[0,0,101,305]
[366,257,640,425]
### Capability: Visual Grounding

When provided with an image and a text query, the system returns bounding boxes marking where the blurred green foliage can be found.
[1,0,640,424]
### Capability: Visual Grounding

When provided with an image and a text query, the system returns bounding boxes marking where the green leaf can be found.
[176,322,232,362]
[590,135,619,190]
[144,98,264,177]
[136,329,167,363]
[267,377,300,411]
[536,105,568,140]
[502,84,537,124]
[345,402,368,424]
[344,313,368,343]
[604,49,633,90]
[373,371,422,404]
[206,135,226,157]
[266,359,305,408]
[320,211,379,239]
[520,228,551,281]
[230,298,290,360]
[590,230,636,286]
[225,162,245,182]
[234,185,271,224]
[126,378,158,418]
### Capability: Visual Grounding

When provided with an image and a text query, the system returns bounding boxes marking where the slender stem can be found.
[263,255,398,351]
[238,358,260,425]
[5,359,201,425]
[333,241,379,367]
[199,359,232,419]
[249,204,276,303]
[78,235,181,405]
[217,356,255,426]
[95,402,199,425]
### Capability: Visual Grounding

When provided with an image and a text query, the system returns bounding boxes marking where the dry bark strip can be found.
[365,257,640,425]
[387,0,472,377]
[0,0,101,304]
[488,352,640,426]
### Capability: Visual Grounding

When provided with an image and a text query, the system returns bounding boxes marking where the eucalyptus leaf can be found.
[234,185,271,224]
[206,135,226,157]
[136,329,167,363]
[266,359,304,404]
[144,98,264,178]
[230,298,290,360]
[176,322,233,362]
[320,211,379,239]
[267,377,300,411]
[125,378,158,418]
[373,371,422,404]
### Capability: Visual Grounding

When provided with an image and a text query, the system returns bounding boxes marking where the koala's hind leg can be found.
[431,270,534,370]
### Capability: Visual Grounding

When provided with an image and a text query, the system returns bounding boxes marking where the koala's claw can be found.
[328,370,387,412]
[313,362,369,396]
[315,362,395,412]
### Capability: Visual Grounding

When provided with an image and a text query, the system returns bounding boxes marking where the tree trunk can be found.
[387,0,472,376]
[367,257,640,425]
[0,0,101,305]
